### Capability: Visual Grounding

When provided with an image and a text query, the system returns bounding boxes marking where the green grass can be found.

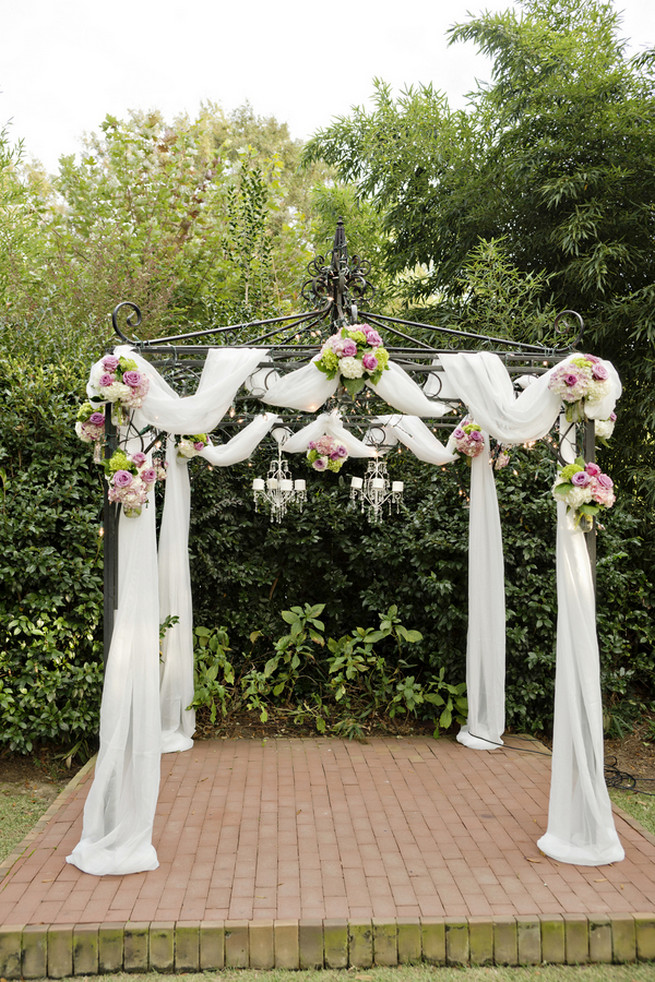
[0,778,63,864]
[609,788,655,837]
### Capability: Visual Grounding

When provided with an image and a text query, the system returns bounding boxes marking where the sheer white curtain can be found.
[537,420,624,864]
[441,352,623,863]
[68,348,275,875]
[67,448,161,875]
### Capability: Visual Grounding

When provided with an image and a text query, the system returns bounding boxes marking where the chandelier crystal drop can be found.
[252,444,306,523]
[350,456,403,523]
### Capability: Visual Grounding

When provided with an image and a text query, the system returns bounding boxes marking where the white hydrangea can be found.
[339,356,364,379]
[554,484,593,509]
[100,381,131,403]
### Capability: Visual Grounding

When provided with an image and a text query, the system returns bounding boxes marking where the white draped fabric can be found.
[68,345,623,874]
[537,421,624,864]
[67,458,161,875]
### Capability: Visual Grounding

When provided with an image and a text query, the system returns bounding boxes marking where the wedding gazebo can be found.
[69,222,623,876]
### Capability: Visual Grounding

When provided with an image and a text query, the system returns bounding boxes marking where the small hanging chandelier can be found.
[350,456,403,523]
[252,440,306,523]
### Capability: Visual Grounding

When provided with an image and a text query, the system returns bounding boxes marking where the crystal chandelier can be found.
[252,441,306,523]
[350,456,403,523]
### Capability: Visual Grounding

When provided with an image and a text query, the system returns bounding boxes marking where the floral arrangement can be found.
[306,435,348,472]
[452,419,485,459]
[595,412,617,445]
[177,434,209,458]
[104,449,164,518]
[552,457,615,529]
[547,354,612,421]
[75,401,106,460]
[90,353,150,412]
[315,324,390,397]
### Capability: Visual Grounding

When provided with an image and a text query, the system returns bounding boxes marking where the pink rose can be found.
[585,462,601,477]
[141,468,157,484]
[362,352,378,371]
[113,470,133,488]
[132,452,147,467]
[363,328,383,347]
[564,373,580,387]
[193,441,205,451]
[597,473,613,489]
[122,370,143,388]
[99,373,115,387]
[591,363,609,381]
[102,355,120,371]
[340,339,358,357]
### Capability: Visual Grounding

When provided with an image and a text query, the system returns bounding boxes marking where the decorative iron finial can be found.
[301,218,375,324]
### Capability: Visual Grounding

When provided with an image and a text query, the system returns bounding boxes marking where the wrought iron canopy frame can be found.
[102,220,595,658]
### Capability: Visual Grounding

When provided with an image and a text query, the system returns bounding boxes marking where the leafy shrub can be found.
[0,356,105,755]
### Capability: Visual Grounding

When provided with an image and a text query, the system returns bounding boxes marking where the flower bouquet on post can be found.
[547,354,612,422]
[104,449,163,518]
[552,457,616,531]
[306,436,349,473]
[451,419,485,462]
[89,353,150,424]
[176,434,210,459]
[314,323,389,398]
[75,401,106,462]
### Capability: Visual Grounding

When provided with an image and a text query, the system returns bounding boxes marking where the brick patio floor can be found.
[1,736,655,972]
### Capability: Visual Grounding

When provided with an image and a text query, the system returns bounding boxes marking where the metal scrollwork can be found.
[300,219,376,323]
[553,309,585,349]
[111,301,143,343]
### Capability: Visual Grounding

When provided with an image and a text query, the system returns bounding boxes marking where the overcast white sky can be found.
[1,0,654,173]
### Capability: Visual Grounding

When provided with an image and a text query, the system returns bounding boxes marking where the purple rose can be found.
[591,364,609,381]
[610,412,617,421]
[571,471,591,486]
[102,355,120,371]
[453,427,465,439]
[308,441,316,450]
[340,339,358,357]
[312,457,327,471]
[122,370,143,388]
[363,328,383,347]
[193,441,205,451]
[113,470,133,488]
[141,468,157,484]
[336,444,348,458]
[597,473,614,489]
[469,430,483,442]
[132,452,147,467]
[564,373,580,387]
[89,412,105,426]
[362,352,378,371]
[99,373,115,387]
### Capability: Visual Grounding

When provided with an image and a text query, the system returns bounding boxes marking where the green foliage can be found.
[0,355,104,755]
[304,0,655,502]
[190,602,467,737]
[189,439,655,737]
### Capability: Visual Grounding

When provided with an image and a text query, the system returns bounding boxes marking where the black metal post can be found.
[583,417,597,596]
[102,405,119,663]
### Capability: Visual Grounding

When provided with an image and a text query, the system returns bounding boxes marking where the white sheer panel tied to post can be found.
[67,477,161,876]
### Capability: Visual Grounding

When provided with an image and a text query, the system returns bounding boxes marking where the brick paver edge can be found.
[1,914,654,976]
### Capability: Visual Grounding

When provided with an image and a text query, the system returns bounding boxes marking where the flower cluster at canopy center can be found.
[315,324,390,396]
[306,435,348,472]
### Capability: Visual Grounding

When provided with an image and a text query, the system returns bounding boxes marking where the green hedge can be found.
[0,357,104,754]
[0,353,652,753]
